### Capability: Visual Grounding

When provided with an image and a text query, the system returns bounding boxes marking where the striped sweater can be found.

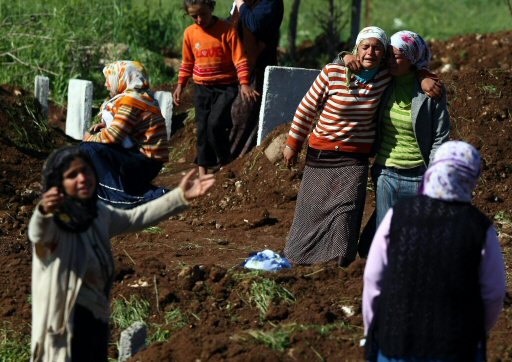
[178,18,250,86]
[86,92,169,162]
[286,63,392,154]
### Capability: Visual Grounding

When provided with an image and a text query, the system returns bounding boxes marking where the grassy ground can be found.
[0,0,510,105]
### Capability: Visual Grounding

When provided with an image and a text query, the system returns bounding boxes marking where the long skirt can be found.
[284,164,368,265]
[79,142,168,209]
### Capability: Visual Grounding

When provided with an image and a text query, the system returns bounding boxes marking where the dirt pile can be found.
[0,31,511,361]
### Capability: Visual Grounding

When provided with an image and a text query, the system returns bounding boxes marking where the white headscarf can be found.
[355,26,388,50]
[103,60,150,96]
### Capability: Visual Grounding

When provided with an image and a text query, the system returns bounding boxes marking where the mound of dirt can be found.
[0,31,511,361]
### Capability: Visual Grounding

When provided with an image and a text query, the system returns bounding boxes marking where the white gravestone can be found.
[65,79,93,140]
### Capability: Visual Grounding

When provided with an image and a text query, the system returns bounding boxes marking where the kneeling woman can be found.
[29,146,214,362]
[81,60,169,208]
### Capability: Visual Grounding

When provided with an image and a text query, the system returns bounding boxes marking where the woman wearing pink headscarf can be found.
[370,30,451,229]
[363,141,505,362]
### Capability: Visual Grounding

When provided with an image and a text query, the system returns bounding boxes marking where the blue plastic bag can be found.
[243,249,292,271]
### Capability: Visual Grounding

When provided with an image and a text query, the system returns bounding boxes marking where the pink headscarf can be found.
[390,30,431,70]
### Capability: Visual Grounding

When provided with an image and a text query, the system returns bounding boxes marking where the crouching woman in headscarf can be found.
[29,146,214,362]
[81,60,169,209]
[363,141,506,362]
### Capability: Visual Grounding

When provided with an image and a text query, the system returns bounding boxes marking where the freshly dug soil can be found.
[0,31,511,361]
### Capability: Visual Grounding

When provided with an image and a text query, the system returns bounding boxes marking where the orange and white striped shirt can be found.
[86,92,169,162]
[178,18,250,86]
[287,64,391,154]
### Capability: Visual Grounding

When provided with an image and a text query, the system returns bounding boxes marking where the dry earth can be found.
[0,31,511,361]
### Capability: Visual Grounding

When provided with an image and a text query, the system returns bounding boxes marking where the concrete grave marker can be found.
[65,79,93,140]
[34,76,49,118]
[118,321,147,362]
[257,66,320,145]
[154,91,173,140]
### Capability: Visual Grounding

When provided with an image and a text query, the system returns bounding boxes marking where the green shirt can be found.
[376,72,424,168]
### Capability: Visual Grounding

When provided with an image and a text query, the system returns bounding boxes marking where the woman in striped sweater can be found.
[81,61,169,209]
[282,27,439,266]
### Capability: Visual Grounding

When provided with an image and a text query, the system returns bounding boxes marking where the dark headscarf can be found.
[42,146,98,232]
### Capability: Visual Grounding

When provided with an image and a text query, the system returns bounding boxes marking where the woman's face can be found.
[388,46,413,76]
[356,38,385,70]
[105,79,116,98]
[187,4,214,28]
[62,158,96,201]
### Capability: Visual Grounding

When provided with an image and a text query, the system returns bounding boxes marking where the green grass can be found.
[0,0,509,104]
[0,327,30,362]
[0,0,182,104]
[495,211,512,226]
[232,321,362,352]
[248,277,296,320]
[143,226,164,234]
[147,307,189,343]
[111,295,151,330]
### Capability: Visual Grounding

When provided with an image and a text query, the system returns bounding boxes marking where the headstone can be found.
[154,91,173,140]
[257,66,320,146]
[65,79,93,140]
[34,76,49,118]
[118,321,147,362]
[264,133,288,163]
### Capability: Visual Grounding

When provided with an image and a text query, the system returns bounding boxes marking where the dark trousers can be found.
[71,304,109,362]
[79,142,167,208]
[194,83,238,167]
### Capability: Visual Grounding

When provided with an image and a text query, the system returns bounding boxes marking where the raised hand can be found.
[40,186,64,214]
[179,169,216,201]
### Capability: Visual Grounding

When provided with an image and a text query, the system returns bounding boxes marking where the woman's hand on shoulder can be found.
[421,78,443,99]
[179,169,216,201]
[343,54,363,73]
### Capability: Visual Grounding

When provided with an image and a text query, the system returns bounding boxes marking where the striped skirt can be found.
[284,163,368,265]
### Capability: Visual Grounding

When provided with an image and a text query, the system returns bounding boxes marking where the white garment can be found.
[29,188,188,362]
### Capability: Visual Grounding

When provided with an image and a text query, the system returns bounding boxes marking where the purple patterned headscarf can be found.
[390,30,432,70]
[420,141,481,202]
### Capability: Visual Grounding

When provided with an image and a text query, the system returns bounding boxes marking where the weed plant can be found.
[111,294,151,330]
[233,321,362,352]
[248,277,295,320]
[0,327,30,362]
[1,0,509,103]
[0,0,181,104]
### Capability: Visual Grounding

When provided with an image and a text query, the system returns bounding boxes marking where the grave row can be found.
[34,66,320,146]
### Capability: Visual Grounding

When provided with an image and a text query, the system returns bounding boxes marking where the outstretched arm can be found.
[108,170,215,236]
[179,169,216,201]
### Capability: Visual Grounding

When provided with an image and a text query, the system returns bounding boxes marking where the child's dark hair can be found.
[183,0,216,13]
